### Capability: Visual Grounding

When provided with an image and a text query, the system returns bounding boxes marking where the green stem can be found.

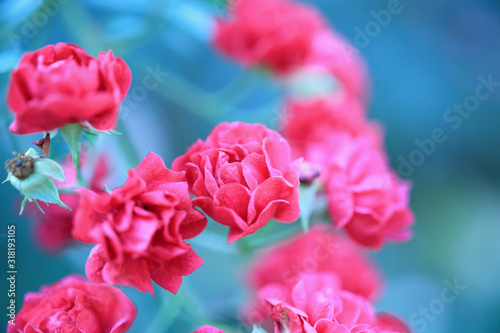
[60,0,177,56]
[1,107,20,152]
[156,71,231,121]
[146,286,210,333]
[214,70,258,106]
[145,293,184,333]
[116,119,141,168]
[130,59,232,124]
[76,156,84,186]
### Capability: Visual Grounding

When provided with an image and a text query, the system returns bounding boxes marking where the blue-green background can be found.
[1,0,500,332]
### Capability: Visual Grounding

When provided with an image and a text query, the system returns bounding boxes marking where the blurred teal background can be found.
[1,0,500,332]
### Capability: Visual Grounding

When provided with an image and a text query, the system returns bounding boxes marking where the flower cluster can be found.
[214,0,414,249]
[210,0,414,332]
[4,0,415,331]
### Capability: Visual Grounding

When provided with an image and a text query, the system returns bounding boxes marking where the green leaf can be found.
[60,124,83,168]
[83,128,99,136]
[19,197,28,215]
[15,174,70,210]
[6,172,22,192]
[24,148,39,157]
[34,199,45,214]
[34,158,65,182]
[81,121,121,135]
[5,171,70,214]
[298,180,321,233]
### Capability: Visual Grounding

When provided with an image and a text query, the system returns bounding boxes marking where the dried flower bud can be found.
[3,148,69,214]
[5,154,35,180]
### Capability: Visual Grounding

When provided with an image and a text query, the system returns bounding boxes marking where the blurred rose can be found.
[214,0,325,74]
[281,97,382,173]
[248,225,381,306]
[259,273,409,333]
[326,137,414,248]
[32,194,80,252]
[282,30,369,103]
[280,95,413,249]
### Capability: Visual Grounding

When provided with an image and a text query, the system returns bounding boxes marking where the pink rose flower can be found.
[172,122,301,243]
[245,225,381,326]
[73,152,207,294]
[7,43,131,134]
[31,194,80,252]
[280,96,414,249]
[281,97,381,172]
[304,30,369,102]
[8,275,136,333]
[213,0,325,74]
[326,138,414,248]
[249,225,381,300]
[259,273,408,333]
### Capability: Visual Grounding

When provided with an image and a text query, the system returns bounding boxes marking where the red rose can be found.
[7,43,131,134]
[281,97,382,174]
[248,225,381,302]
[279,95,413,248]
[245,225,381,326]
[31,194,80,253]
[266,275,374,332]
[213,0,325,74]
[8,275,136,333]
[326,137,414,248]
[172,122,301,243]
[298,30,369,102]
[257,273,409,333]
[73,152,207,294]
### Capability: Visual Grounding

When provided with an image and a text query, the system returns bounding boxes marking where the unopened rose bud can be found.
[3,148,70,214]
